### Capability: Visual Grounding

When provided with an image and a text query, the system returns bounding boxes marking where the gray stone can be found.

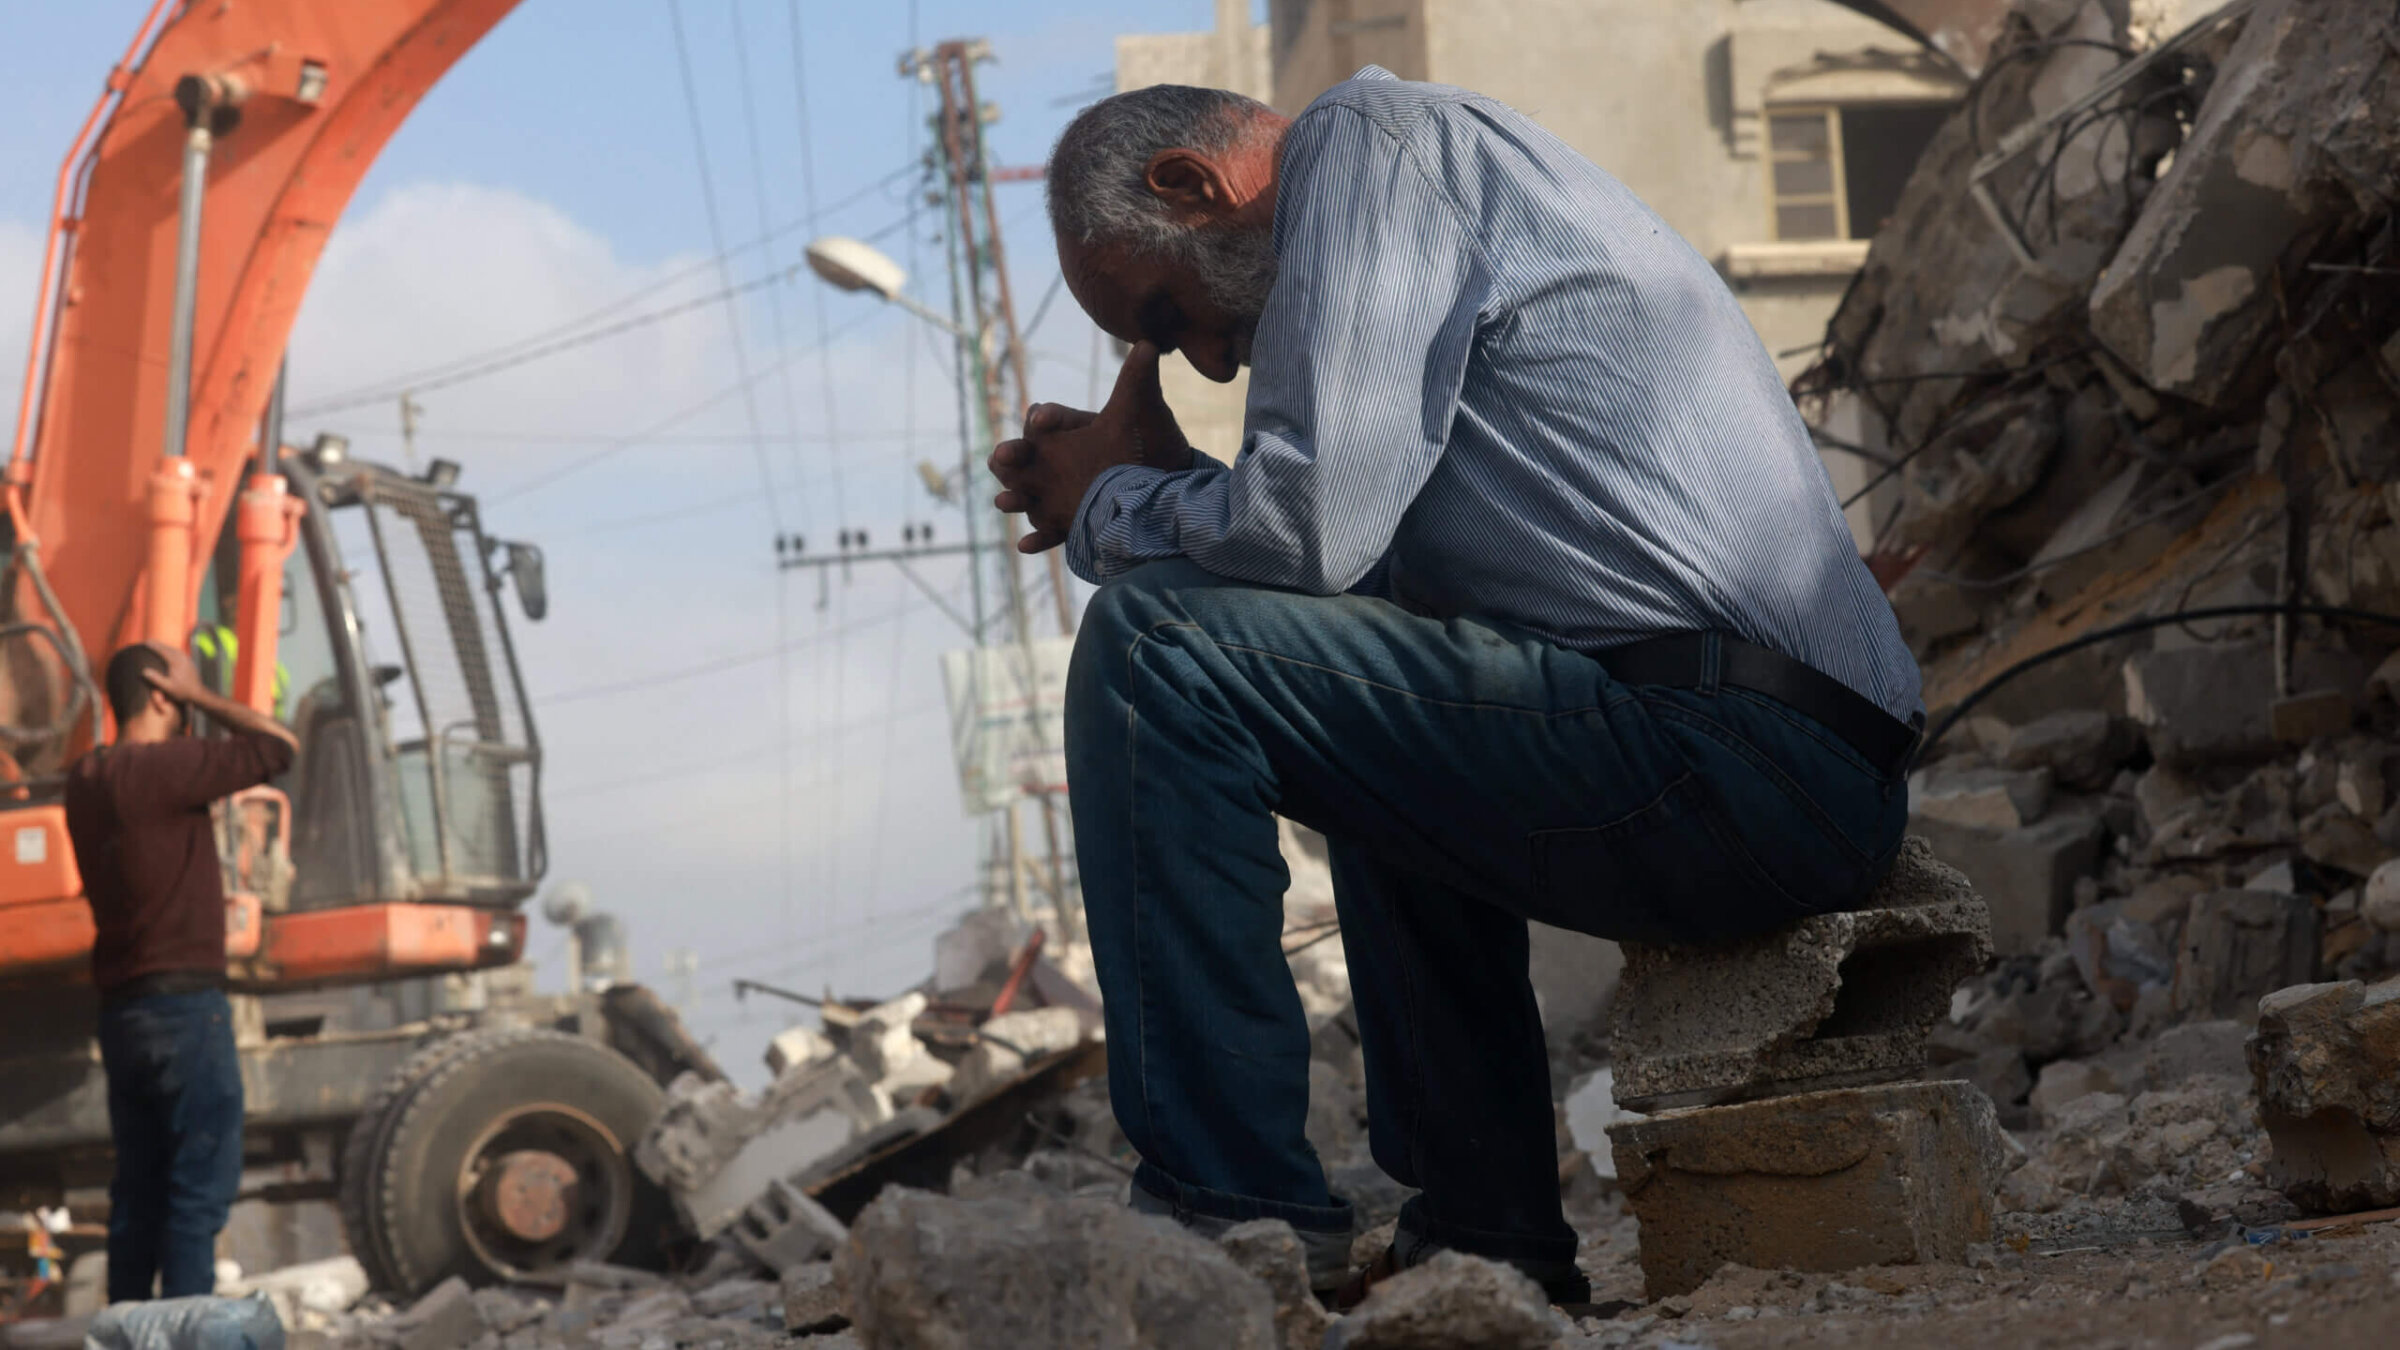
[2089,0,2400,406]
[1527,923,1624,1044]
[1322,1251,1563,1350]
[2133,765,2205,837]
[2249,977,2400,1211]
[1909,766,2053,830]
[2143,1018,2252,1087]
[1216,1222,1332,1350]
[1908,813,2103,955]
[2363,858,2400,932]
[2028,1059,2119,1128]
[391,1278,482,1350]
[2172,891,2320,1021]
[1608,838,1992,1111]
[1607,1081,2009,1300]
[2124,644,2278,768]
[2001,710,2135,790]
[836,1187,1276,1349]
[780,1264,845,1335]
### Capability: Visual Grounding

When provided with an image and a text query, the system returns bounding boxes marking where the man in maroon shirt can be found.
[65,642,294,1302]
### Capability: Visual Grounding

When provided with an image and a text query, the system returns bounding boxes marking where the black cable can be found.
[1919,602,2400,763]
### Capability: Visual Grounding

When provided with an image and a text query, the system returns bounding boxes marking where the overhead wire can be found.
[788,0,852,923]
[535,598,928,705]
[288,166,918,419]
[666,0,783,536]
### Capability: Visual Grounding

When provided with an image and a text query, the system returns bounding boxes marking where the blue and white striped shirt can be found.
[1065,67,1923,722]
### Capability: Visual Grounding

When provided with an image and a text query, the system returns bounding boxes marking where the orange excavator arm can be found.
[11,0,521,717]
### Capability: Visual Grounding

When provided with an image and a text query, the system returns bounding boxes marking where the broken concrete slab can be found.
[1607,1080,2009,1299]
[1909,765,2054,830]
[635,1060,888,1241]
[836,1187,1277,1349]
[1608,837,1992,1111]
[2088,0,2400,407]
[946,1006,1087,1104]
[2171,890,2320,1021]
[848,993,930,1082]
[1216,1222,1333,1350]
[2000,709,2137,790]
[1907,813,2103,956]
[2249,976,2400,1211]
[766,1025,837,1079]
[1322,1251,1565,1350]
[2124,643,2277,767]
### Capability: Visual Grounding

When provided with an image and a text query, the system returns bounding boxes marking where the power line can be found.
[340,426,952,446]
[292,264,801,417]
[547,699,945,802]
[534,597,928,705]
[482,304,883,504]
[666,0,782,535]
[288,166,917,418]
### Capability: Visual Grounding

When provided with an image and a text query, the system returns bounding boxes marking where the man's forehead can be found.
[1059,238,1154,340]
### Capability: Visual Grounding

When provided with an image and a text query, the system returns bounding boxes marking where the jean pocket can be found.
[1528,772,1807,945]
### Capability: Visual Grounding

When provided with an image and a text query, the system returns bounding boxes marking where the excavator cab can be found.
[256,438,547,914]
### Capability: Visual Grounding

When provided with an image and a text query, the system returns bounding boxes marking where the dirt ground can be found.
[1561,1192,2400,1350]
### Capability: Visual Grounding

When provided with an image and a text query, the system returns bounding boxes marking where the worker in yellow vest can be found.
[191,625,288,722]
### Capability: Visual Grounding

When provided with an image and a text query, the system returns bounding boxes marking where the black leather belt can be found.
[1591,631,1921,778]
[101,968,227,1009]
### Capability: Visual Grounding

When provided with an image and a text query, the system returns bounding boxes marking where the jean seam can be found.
[1643,699,1875,868]
[1123,631,1161,1171]
[1139,621,1607,721]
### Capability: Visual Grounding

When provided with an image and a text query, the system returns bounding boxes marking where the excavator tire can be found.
[337,1032,489,1292]
[354,1028,671,1297]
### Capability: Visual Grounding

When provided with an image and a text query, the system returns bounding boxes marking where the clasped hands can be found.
[989,340,1192,553]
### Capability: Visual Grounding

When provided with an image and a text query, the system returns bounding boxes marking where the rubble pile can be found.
[1797,0,2400,1156]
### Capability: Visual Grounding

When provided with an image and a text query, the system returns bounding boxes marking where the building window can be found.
[1767,103,1951,242]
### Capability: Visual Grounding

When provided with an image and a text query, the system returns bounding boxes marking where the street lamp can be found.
[804,236,969,337]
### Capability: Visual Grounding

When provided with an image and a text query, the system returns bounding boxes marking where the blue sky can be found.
[0,1,1250,1080]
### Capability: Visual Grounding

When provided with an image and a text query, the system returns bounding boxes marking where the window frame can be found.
[1764,104,1850,244]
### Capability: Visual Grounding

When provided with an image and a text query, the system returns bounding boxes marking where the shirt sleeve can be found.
[115,732,295,819]
[1064,104,1490,594]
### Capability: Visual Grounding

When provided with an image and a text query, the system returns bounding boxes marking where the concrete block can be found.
[1608,837,1992,1111]
[1607,1080,2008,1299]
[1908,765,2052,830]
[1907,813,2102,955]
[2172,890,2319,1022]
[2124,644,2275,767]
[849,993,929,1081]
[2250,976,2400,1211]
[780,1264,846,1335]
[731,1176,849,1274]
[1999,709,2135,790]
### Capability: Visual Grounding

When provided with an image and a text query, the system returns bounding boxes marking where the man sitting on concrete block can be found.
[990,68,1924,1302]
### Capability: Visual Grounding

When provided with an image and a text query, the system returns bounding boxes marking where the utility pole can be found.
[398,390,423,473]
[902,38,1079,939]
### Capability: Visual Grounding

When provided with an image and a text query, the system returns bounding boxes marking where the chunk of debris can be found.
[2249,976,2400,1211]
[1323,1251,1565,1350]
[1216,1221,1334,1350]
[836,1187,1277,1349]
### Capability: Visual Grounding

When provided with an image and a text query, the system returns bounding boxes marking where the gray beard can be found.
[1188,223,1279,352]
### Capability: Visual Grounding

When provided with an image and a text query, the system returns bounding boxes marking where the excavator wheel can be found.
[343,1028,672,1296]
[338,1033,490,1292]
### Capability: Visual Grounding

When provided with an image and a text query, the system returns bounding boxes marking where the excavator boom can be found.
[15,0,520,674]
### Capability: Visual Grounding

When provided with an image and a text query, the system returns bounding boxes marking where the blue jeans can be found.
[97,988,245,1301]
[1064,560,1908,1269]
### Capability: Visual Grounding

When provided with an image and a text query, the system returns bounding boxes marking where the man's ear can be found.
[1145,149,1227,221]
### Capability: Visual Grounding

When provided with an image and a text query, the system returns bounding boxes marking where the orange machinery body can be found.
[0,0,524,991]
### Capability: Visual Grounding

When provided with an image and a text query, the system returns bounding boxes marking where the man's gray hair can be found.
[1047,84,1275,261]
